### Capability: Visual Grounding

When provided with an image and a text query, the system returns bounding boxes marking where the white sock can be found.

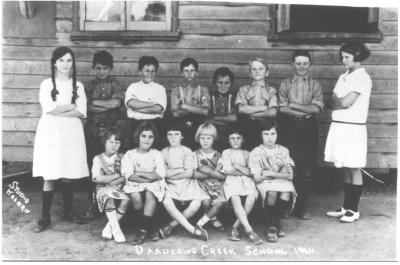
[105,210,121,232]
[197,215,210,227]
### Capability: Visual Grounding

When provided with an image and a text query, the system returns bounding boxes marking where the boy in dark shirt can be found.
[84,50,126,219]
[208,67,237,152]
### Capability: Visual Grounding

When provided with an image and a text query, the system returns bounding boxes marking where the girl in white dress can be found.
[325,42,372,223]
[222,129,261,245]
[121,122,166,245]
[249,119,296,243]
[33,47,89,232]
[158,123,209,241]
[92,128,130,243]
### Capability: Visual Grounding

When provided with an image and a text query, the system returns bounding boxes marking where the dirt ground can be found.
[2,169,397,261]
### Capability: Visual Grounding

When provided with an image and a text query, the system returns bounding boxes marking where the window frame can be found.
[71,1,180,41]
[268,4,383,43]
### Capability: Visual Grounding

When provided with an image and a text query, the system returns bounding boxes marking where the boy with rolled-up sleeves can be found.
[236,58,278,151]
[278,49,324,220]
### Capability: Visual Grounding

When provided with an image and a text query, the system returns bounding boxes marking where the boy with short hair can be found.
[236,58,278,150]
[125,56,167,150]
[170,58,210,149]
[208,67,237,152]
[278,49,324,220]
[84,50,126,219]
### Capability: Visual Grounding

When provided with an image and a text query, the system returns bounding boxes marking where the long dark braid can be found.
[71,52,78,104]
[50,61,58,101]
[50,47,79,103]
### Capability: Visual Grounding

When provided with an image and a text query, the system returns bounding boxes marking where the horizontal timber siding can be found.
[2,2,397,169]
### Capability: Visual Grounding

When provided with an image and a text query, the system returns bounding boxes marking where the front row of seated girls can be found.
[92,119,295,245]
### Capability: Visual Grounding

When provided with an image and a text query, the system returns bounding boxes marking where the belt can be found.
[332,120,366,125]
[289,114,312,121]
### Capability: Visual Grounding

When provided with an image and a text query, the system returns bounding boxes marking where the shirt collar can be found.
[251,79,266,87]
[182,80,198,88]
[291,75,309,83]
[140,80,154,85]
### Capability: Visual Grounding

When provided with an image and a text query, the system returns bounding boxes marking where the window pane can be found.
[86,1,122,22]
[290,5,370,33]
[129,1,167,22]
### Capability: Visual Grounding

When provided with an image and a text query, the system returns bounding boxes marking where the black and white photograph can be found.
[1,0,398,261]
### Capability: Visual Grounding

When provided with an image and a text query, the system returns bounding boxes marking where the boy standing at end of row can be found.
[279,50,324,220]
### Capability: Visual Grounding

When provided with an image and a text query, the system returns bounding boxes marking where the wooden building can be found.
[2,1,398,169]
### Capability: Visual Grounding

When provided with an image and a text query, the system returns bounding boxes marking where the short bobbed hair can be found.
[133,121,159,146]
[166,122,185,135]
[339,42,370,62]
[194,122,218,143]
[102,127,122,146]
[258,118,278,135]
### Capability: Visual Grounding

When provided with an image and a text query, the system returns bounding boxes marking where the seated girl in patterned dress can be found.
[193,123,227,234]
[121,122,166,245]
[92,128,130,243]
[221,128,261,245]
[158,123,209,241]
[249,119,296,243]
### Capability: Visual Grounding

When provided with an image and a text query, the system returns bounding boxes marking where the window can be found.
[269,4,382,42]
[72,1,179,41]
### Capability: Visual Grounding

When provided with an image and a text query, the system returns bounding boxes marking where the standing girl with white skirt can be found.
[325,42,372,223]
[33,47,89,232]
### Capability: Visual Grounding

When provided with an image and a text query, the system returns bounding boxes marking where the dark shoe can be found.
[84,205,98,220]
[277,225,286,237]
[227,227,240,241]
[159,225,173,239]
[131,229,148,245]
[266,226,278,243]
[149,230,160,241]
[282,208,291,218]
[63,213,88,224]
[33,218,50,233]
[247,231,263,245]
[194,225,208,241]
[298,211,312,220]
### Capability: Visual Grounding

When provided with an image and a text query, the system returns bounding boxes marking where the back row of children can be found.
[32,47,323,245]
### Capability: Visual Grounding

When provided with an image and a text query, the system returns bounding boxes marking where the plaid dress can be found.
[92,153,130,212]
[193,150,227,204]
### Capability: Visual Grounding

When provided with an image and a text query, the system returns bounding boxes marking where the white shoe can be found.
[340,210,360,223]
[101,223,112,240]
[112,227,126,243]
[326,207,346,218]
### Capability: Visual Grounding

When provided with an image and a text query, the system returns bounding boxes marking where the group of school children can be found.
[32,42,372,247]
